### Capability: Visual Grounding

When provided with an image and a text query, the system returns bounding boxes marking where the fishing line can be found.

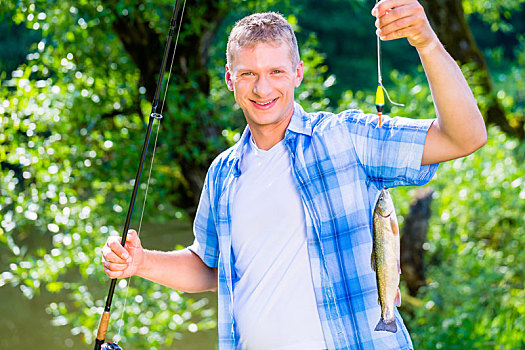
[375,0,404,127]
[114,121,162,343]
[113,0,187,344]
[377,32,403,107]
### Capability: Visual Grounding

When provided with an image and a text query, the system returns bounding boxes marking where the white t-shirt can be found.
[231,137,326,350]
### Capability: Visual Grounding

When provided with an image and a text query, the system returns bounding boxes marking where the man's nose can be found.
[253,75,272,97]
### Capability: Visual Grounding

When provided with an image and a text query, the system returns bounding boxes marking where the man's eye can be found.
[272,70,282,74]
[241,72,254,76]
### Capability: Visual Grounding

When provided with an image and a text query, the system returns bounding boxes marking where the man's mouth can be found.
[251,98,278,109]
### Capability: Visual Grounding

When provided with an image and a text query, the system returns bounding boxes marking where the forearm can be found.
[137,248,218,293]
[418,40,487,151]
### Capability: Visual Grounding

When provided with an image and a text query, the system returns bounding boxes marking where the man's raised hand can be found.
[372,0,439,52]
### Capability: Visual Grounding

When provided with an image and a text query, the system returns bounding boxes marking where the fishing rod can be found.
[94,1,184,349]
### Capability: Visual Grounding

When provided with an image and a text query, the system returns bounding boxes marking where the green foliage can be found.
[0,22,41,73]
[464,0,525,32]
[0,1,225,348]
[358,64,524,348]
[295,33,336,112]
[380,70,525,348]
[45,281,216,347]
[296,0,421,98]
[402,128,525,349]
[490,35,525,130]
[1,0,524,349]
[0,0,337,348]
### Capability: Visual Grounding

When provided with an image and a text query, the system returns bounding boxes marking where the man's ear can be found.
[295,61,304,88]
[225,65,234,91]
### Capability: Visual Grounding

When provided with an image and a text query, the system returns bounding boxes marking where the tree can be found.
[0,0,247,347]
[2,0,524,348]
[0,0,331,347]
[420,0,525,139]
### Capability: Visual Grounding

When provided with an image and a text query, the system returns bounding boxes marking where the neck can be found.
[248,110,293,151]
[250,127,286,150]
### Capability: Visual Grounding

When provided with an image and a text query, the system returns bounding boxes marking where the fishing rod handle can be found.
[94,311,111,349]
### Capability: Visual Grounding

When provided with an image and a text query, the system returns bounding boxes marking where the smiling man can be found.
[102,2,486,349]
[224,33,303,150]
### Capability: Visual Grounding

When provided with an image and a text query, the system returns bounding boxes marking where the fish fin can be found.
[398,259,402,274]
[390,215,399,235]
[395,288,401,307]
[375,318,397,333]
[378,296,381,305]
[371,251,376,271]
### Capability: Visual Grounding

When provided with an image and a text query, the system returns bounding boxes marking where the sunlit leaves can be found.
[1,0,219,348]
[463,0,525,32]
[370,65,525,348]
[1,1,524,349]
[295,33,333,111]
[397,127,525,347]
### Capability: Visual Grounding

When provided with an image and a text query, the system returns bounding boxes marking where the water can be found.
[0,220,218,349]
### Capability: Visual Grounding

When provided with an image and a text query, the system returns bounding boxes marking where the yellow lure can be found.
[376,84,385,127]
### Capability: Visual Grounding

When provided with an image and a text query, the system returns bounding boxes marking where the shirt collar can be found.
[286,102,313,137]
[231,125,251,176]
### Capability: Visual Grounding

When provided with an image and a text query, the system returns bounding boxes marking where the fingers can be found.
[372,0,436,47]
[104,266,126,279]
[103,259,128,272]
[372,0,415,18]
[102,240,131,279]
[102,229,140,260]
[102,250,132,279]
[124,229,141,249]
[103,236,130,262]
[101,229,143,279]
[376,16,421,42]
[374,1,422,32]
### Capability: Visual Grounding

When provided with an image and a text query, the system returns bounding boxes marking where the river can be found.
[0,220,218,349]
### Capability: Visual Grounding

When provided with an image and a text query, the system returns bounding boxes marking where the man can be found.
[102,1,486,349]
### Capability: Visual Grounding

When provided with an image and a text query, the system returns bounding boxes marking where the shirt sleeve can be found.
[187,170,220,268]
[346,112,439,188]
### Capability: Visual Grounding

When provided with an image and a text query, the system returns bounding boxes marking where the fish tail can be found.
[374,318,397,333]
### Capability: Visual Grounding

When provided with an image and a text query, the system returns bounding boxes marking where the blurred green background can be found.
[1,0,524,349]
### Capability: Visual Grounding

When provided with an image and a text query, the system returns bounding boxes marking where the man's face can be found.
[225,41,303,131]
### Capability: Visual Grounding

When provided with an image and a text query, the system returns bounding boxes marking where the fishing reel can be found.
[101,342,123,350]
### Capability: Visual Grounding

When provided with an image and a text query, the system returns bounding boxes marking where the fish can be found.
[371,188,401,333]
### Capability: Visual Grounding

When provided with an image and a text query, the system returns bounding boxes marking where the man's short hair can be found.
[226,12,300,69]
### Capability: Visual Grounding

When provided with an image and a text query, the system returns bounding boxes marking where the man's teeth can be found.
[255,99,275,105]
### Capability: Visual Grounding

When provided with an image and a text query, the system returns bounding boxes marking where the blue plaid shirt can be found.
[189,103,438,349]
